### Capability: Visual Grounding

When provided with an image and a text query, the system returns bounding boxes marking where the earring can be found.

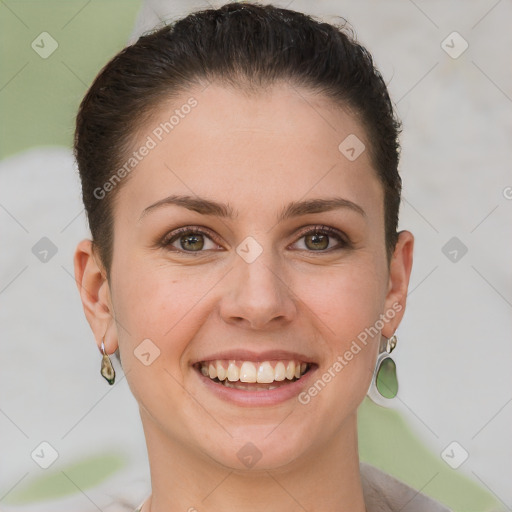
[100,338,116,385]
[367,334,398,405]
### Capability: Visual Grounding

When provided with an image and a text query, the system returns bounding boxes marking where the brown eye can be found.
[178,233,205,251]
[304,232,329,250]
[162,227,221,253]
[292,226,349,252]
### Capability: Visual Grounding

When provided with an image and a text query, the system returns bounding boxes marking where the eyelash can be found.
[160,225,350,255]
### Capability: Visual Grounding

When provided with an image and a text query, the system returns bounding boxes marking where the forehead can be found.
[117,82,383,221]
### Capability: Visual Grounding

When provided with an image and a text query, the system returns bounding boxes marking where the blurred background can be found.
[0,1,511,511]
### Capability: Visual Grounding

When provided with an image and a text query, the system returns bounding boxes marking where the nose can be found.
[218,249,298,330]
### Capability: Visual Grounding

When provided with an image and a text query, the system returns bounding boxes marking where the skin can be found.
[74,82,413,512]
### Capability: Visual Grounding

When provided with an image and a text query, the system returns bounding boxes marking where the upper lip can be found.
[193,349,316,364]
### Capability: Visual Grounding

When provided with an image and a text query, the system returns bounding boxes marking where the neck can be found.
[139,409,366,512]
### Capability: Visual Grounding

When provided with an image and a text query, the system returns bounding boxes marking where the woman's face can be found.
[79,83,412,470]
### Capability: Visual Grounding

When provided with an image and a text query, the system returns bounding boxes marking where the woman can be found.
[73,3,450,511]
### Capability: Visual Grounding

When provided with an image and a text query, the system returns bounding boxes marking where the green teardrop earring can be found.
[100,338,116,385]
[376,355,398,399]
[367,334,398,404]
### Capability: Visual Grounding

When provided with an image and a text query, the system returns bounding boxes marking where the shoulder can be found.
[360,461,452,512]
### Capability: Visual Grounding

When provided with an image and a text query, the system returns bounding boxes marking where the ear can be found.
[381,230,414,338]
[73,239,117,355]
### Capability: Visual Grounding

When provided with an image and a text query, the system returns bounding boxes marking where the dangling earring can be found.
[100,338,116,385]
[367,334,398,405]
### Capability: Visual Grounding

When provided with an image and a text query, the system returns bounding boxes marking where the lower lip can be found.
[194,365,318,407]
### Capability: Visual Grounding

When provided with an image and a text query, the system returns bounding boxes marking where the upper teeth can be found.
[199,360,309,383]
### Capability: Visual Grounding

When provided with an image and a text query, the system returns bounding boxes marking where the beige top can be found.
[133,461,452,511]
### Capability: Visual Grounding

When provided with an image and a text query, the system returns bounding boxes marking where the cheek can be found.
[301,260,387,345]
[296,259,387,395]
[111,258,220,364]
[110,261,216,424]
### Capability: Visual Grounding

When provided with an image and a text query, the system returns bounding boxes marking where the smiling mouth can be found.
[194,359,313,391]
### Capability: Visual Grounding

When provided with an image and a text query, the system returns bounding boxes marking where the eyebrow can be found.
[138,194,366,222]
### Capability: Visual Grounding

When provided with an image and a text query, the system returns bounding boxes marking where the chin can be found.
[200,422,311,472]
